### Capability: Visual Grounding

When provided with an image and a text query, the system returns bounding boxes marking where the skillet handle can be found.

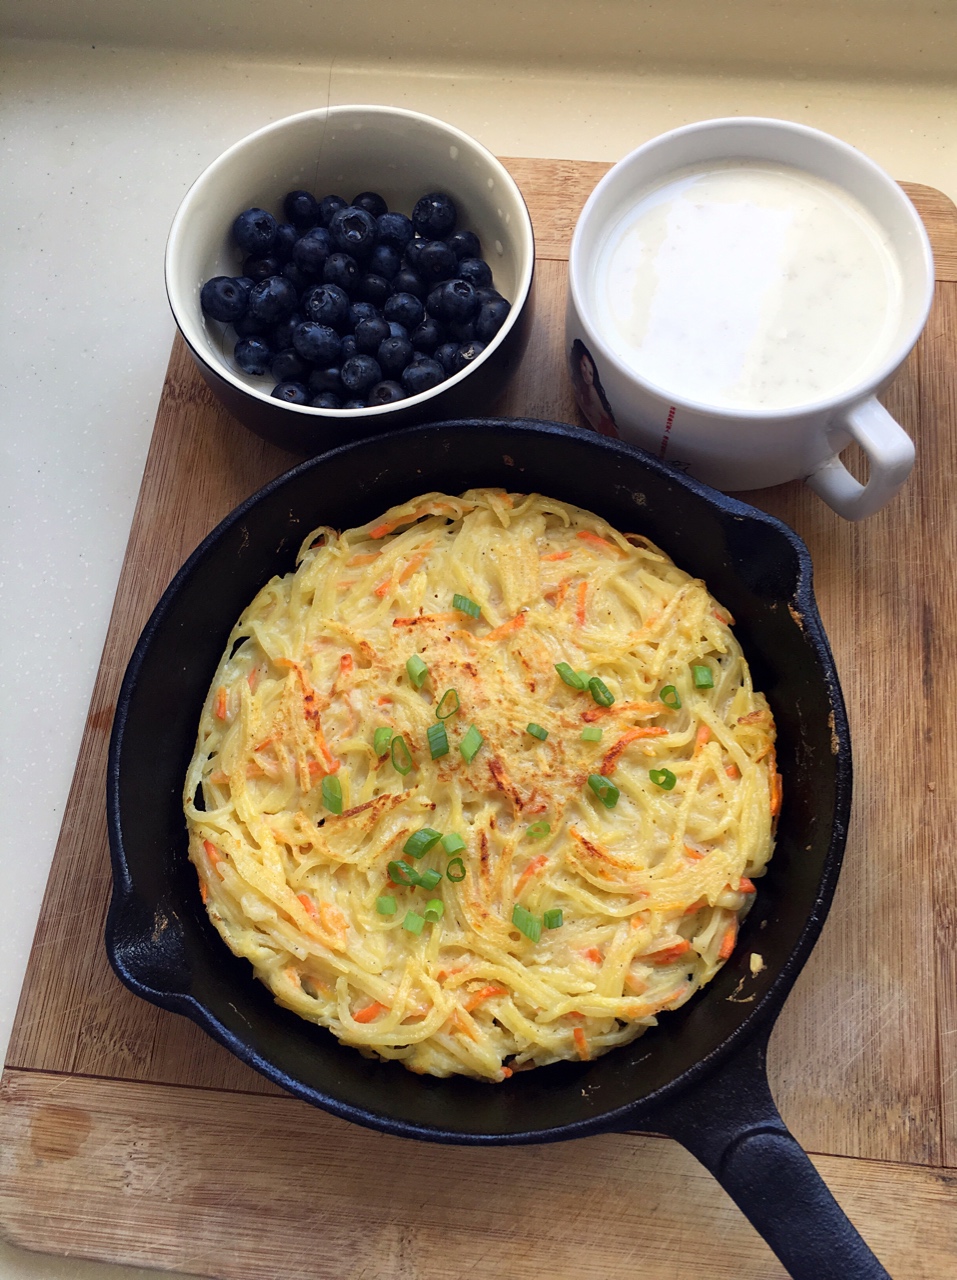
[645,1031,892,1280]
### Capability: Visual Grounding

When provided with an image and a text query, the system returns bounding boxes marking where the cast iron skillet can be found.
[106,419,887,1279]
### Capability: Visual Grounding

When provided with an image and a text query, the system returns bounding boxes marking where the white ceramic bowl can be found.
[166,106,535,454]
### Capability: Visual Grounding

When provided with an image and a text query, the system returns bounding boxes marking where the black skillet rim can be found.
[106,417,852,1144]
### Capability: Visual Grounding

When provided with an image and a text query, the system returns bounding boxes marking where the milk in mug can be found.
[593,160,905,412]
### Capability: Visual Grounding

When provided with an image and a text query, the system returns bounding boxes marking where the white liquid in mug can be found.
[595,161,904,411]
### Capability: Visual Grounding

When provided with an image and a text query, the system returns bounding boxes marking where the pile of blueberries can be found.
[199,189,511,408]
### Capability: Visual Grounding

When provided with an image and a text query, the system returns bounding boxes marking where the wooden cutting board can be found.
[2,159,956,1280]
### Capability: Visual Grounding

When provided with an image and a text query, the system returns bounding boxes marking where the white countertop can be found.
[2,22,956,1279]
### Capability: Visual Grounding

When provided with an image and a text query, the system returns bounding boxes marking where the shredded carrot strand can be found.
[483,611,527,643]
[648,939,692,964]
[247,667,259,692]
[684,844,706,861]
[514,853,548,896]
[739,877,757,893]
[573,1027,590,1060]
[695,724,712,752]
[725,763,740,779]
[576,530,625,555]
[540,549,572,561]
[203,840,224,876]
[576,580,588,626]
[297,892,319,919]
[718,922,738,961]
[463,984,505,1012]
[580,946,603,964]
[346,552,380,566]
[353,1000,388,1023]
[599,727,666,775]
[199,878,208,904]
[545,578,570,608]
[214,686,227,720]
[770,770,783,817]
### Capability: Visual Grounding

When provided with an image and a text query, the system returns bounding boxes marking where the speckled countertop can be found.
[2,11,956,1276]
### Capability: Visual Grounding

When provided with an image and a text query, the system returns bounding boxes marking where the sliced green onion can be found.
[418,867,442,890]
[692,664,714,689]
[580,725,603,742]
[427,721,450,759]
[424,898,445,923]
[526,820,551,840]
[660,684,681,710]
[587,773,620,809]
[321,774,343,815]
[511,904,542,943]
[543,908,564,929]
[650,767,677,791]
[453,593,481,618]
[446,856,466,882]
[376,895,397,916]
[459,723,484,763]
[441,832,466,855]
[555,662,586,690]
[526,722,548,741]
[588,676,614,707]
[391,734,413,775]
[435,687,460,719]
[402,910,425,935]
[388,859,419,886]
[576,670,591,687]
[373,725,393,756]
[403,827,442,859]
[406,653,428,688]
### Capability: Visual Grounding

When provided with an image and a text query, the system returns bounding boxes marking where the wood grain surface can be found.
[1,158,956,1278]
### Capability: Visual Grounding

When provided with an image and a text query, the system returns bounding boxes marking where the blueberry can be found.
[451,339,486,373]
[243,255,280,283]
[342,398,366,409]
[475,286,505,306]
[447,319,476,343]
[368,243,401,280]
[271,311,301,350]
[232,207,277,256]
[247,276,298,325]
[447,229,482,260]
[357,274,391,308]
[354,316,391,355]
[323,252,360,292]
[235,277,255,296]
[293,226,333,275]
[427,279,479,324]
[341,354,382,397]
[284,190,321,231]
[352,191,388,218]
[401,357,446,396]
[410,317,444,353]
[434,342,460,374]
[329,206,378,259]
[293,321,342,366]
[403,239,426,273]
[377,335,414,376]
[475,297,511,342]
[387,321,409,341]
[280,261,310,293]
[311,391,343,409]
[308,367,343,396]
[200,276,249,322]
[390,268,426,300]
[234,336,272,375]
[271,348,309,382]
[416,239,458,283]
[302,283,350,330]
[318,194,348,227]
[233,311,269,338]
[457,257,493,289]
[340,334,358,362]
[272,382,308,404]
[412,192,457,239]
[348,302,380,329]
[384,291,425,330]
[376,211,414,253]
[366,380,407,405]
[273,223,298,263]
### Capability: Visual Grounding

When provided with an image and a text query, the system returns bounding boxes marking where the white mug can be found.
[565,118,934,519]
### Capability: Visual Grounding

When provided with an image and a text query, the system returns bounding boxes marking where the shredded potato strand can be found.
[184,490,778,1081]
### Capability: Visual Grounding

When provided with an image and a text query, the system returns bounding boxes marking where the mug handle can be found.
[806,397,915,520]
